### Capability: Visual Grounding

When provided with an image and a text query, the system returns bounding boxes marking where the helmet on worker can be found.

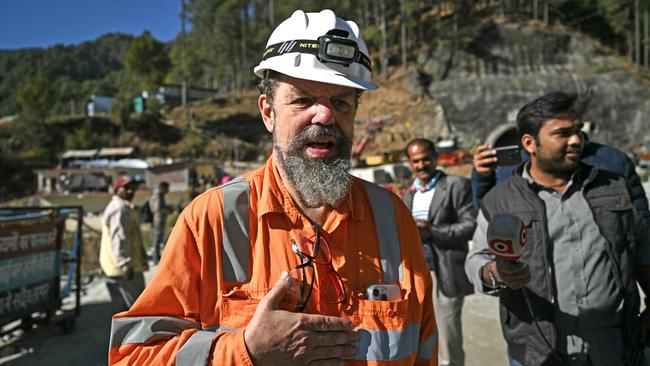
[254,9,378,91]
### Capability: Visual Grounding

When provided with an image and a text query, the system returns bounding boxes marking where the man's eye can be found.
[293,98,313,106]
[333,99,351,110]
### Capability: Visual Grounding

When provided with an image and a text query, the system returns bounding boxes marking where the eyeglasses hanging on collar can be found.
[289,225,346,312]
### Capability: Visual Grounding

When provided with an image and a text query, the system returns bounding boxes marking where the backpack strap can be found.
[220,176,251,283]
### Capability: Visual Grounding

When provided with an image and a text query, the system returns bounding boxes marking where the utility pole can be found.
[635,0,640,69]
[643,7,650,68]
[180,0,194,131]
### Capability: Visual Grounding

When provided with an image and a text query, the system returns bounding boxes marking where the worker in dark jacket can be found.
[471,129,649,220]
[466,91,650,365]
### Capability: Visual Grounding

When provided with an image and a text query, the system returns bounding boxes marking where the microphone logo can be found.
[489,238,514,255]
[487,214,528,261]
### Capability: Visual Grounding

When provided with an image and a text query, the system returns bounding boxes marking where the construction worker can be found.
[100,175,148,313]
[108,9,437,366]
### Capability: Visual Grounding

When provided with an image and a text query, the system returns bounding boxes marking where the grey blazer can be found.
[402,172,476,297]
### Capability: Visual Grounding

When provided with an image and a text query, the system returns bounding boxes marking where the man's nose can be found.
[310,101,335,126]
[568,131,583,146]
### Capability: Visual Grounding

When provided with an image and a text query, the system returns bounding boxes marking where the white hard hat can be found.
[253,9,378,91]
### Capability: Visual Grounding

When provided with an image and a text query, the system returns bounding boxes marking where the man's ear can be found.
[521,133,536,156]
[258,94,274,133]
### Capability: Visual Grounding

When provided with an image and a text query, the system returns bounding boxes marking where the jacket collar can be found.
[256,156,362,227]
[112,194,133,208]
[410,170,444,193]
[514,161,597,192]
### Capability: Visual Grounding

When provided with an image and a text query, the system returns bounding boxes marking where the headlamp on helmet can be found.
[260,29,371,71]
[317,29,359,67]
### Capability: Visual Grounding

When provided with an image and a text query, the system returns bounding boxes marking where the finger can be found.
[496,260,526,271]
[300,313,355,332]
[260,271,295,310]
[499,266,528,275]
[476,144,492,153]
[503,271,531,288]
[476,156,498,167]
[478,148,496,158]
[500,268,530,282]
[309,329,359,347]
[309,344,357,362]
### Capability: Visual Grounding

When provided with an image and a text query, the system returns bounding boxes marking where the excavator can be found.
[351,115,393,167]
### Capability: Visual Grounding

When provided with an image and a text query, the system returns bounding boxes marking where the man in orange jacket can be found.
[109,9,437,366]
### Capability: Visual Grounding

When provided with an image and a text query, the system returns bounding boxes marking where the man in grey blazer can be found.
[402,138,476,366]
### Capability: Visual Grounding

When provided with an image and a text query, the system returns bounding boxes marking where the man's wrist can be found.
[481,261,506,292]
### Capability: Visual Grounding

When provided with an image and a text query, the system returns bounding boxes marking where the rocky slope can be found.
[168,20,650,161]
[407,20,650,152]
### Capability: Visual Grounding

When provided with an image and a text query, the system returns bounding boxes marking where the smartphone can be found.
[366,284,401,301]
[493,145,521,166]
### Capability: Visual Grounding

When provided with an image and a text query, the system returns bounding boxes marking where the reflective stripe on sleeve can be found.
[221,176,251,282]
[109,316,201,348]
[361,180,403,283]
[416,332,438,360]
[176,330,217,366]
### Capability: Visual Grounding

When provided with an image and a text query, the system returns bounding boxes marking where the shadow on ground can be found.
[1,300,112,365]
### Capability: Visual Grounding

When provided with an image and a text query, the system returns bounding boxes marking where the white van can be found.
[349,162,411,185]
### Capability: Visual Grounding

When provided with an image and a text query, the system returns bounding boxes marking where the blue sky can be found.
[0,0,182,50]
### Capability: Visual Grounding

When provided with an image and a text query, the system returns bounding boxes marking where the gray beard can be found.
[275,125,352,208]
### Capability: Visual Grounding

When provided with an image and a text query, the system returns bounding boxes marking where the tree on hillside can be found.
[125,31,172,91]
[16,71,56,120]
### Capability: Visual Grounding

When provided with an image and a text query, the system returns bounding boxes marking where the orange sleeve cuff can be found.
[211,330,254,366]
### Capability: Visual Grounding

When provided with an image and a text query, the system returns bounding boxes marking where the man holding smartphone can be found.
[402,138,476,366]
[471,129,649,218]
[465,91,650,365]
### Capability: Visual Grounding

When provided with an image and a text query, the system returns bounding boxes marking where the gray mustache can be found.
[295,125,341,141]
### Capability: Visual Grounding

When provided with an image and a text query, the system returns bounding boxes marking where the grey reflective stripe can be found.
[221,176,251,282]
[416,332,437,360]
[110,316,200,348]
[176,330,216,366]
[196,323,427,362]
[353,322,421,361]
[362,180,403,282]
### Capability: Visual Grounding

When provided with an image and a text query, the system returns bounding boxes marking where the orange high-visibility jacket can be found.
[109,158,437,365]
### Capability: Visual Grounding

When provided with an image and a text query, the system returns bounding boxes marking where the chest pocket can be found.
[351,296,417,362]
[589,194,634,253]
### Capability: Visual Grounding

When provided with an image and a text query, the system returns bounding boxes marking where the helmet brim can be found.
[254,66,378,91]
